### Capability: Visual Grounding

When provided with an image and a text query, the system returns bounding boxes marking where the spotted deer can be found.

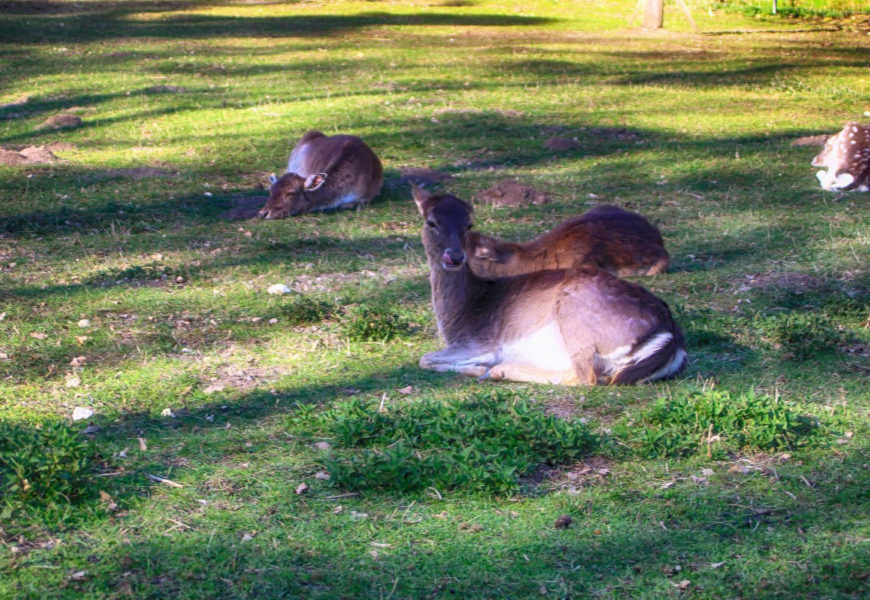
[259,131,383,219]
[413,186,687,385]
[467,204,669,279]
[812,122,870,192]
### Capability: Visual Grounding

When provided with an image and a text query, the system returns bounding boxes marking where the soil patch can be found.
[790,135,828,147]
[586,126,640,142]
[400,167,453,187]
[0,145,59,165]
[202,365,289,394]
[145,85,189,94]
[475,179,550,207]
[543,136,578,151]
[36,113,82,130]
[101,167,178,180]
[734,271,825,293]
[219,196,267,220]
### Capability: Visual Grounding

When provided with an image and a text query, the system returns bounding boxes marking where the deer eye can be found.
[426,220,438,229]
[467,223,473,230]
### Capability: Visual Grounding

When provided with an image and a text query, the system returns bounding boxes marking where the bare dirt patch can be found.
[474,179,550,207]
[541,396,581,420]
[36,113,82,130]
[0,145,59,165]
[400,167,453,186]
[100,167,178,180]
[202,364,289,394]
[145,85,189,94]
[733,271,825,293]
[543,136,578,151]
[219,196,266,220]
[790,135,828,147]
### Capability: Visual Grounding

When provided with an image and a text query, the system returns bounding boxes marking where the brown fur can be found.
[259,131,383,219]
[467,204,669,279]
[413,186,687,386]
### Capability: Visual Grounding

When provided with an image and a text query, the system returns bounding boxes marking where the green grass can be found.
[1,1,869,598]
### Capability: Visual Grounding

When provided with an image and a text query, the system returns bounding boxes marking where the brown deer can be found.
[413,186,687,385]
[812,122,870,192]
[259,131,383,219]
[466,204,669,279]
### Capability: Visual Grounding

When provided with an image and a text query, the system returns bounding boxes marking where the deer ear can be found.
[411,184,429,216]
[304,173,327,191]
[269,173,278,185]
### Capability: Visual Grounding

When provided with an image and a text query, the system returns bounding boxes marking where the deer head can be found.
[259,172,329,219]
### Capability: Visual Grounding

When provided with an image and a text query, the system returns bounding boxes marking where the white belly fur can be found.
[315,193,361,211]
[498,322,572,371]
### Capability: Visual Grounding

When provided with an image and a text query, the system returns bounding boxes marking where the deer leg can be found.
[483,363,583,386]
[419,346,495,378]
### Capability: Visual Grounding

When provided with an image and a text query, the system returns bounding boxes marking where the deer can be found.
[412,186,687,386]
[812,122,870,192]
[466,204,669,279]
[258,131,384,219]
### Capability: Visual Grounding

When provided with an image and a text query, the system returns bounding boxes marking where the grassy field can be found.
[1,1,869,598]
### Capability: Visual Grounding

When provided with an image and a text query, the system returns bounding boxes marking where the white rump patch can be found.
[632,331,674,364]
[646,348,688,382]
[498,322,572,372]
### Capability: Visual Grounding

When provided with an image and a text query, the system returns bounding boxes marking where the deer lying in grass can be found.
[259,131,383,219]
[812,122,870,192]
[467,204,669,279]
[413,186,687,385]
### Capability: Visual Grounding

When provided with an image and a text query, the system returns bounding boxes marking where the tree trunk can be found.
[643,0,664,29]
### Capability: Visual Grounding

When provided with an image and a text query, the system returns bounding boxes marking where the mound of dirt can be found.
[400,167,453,187]
[0,145,59,165]
[219,196,267,220]
[543,136,579,151]
[475,179,550,207]
[790,135,829,147]
[36,113,82,130]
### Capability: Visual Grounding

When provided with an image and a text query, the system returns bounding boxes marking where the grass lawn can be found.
[1,1,869,598]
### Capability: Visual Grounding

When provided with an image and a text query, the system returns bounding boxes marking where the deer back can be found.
[467,204,669,278]
[259,131,383,218]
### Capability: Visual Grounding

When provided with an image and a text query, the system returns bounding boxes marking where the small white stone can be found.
[72,406,94,421]
[267,284,292,295]
[77,319,91,328]
[161,407,174,418]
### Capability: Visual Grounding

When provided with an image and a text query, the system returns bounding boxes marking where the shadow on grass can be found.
[0,7,555,45]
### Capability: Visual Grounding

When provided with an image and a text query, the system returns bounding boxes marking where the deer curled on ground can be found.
[812,122,870,192]
[258,131,383,219]
[412,186,687,385]
[466,204,669,279]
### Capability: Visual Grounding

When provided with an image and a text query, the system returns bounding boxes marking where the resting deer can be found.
[259,131,383,219]
[467,204,669,279]
[413,186,687,385]
[812,122,870,192]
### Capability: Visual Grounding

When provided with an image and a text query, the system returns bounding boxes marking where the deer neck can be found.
[426,256,494,345]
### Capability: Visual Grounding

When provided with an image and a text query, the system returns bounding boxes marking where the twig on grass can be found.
[148,474,185,488]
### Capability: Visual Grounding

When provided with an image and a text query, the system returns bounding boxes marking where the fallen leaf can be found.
[99,490,118,511]
[137,437,147,451]
[314,470,330,480]
[75,336,90,345]
[295,482,308,494]
[397,385,414,395]
[70,571,87,581]
[65,374,82,388]
[675,579,691,590]
[30,332,47,339]
[710,561,726,569]
[459,523,484,533]
[70,355,87,367]
[77,319,91,328]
